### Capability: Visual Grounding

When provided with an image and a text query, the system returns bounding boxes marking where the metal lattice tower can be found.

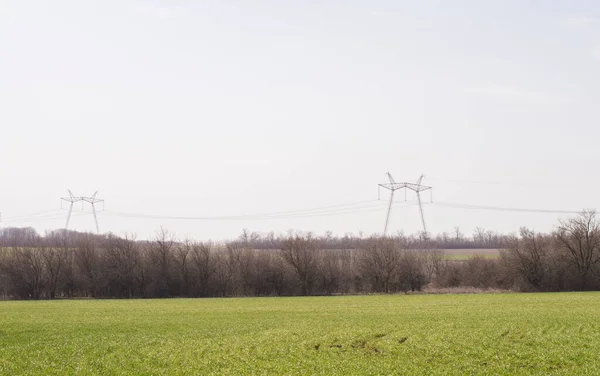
[61,190,104,234]
[378,173,433,236]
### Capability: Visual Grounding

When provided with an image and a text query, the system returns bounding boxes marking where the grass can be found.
[443,253,499,260]
[1,293,600,375]
[443,248,500,260]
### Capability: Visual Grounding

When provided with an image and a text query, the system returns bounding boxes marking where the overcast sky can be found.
[1,1,599,240]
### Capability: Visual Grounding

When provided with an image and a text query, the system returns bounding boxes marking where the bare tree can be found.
[148,227,176,297]
[503,228,551,290]
[453,226,464,242]
[437,232,450,244]
[42,232,69,298]
[173,240,192,296]
[555,210,600,290]
[189,242,217,297]
[359,237,403,293]
[422,248,444,283]
[238,249,278,296]
[103,234,140,297]
[398,251,426,292]
[434,260,462,287]
[0,227,40,248]
[486,230,498,247]
[2,246,45,299]
[473,227,486,245]
[74,235,103,297]
[217,241,244,296]
[280,234,319,295]
[317,250,343,295]
[461,255,499,288]
[5,220,600,299]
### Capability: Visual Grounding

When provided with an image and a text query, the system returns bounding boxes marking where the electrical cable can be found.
[103,200,390,221]
[433,201,581,214]
[1,211,91,224]
[1,209,64,221]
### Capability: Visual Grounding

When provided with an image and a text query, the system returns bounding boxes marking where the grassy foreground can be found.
[1,293,600,375]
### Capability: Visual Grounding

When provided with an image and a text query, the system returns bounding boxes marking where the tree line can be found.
[0,211,599,299]
[0,225,507,251]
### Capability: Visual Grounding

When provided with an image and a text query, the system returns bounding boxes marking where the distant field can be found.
[443,248,500,260]
[1,293,600,374]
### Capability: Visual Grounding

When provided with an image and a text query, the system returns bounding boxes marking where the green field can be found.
[443,253,499,260]
[442,248,500,260]
[1,293,600,375]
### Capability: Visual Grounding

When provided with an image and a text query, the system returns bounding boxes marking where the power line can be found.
[1,211,91,224]
[103,200,390,221]
[222,199,380,218]
[84,200,588,224]
[433,201,582,214]
[428,178,512,186]
[0,191,590,232]
[1,209,64,221]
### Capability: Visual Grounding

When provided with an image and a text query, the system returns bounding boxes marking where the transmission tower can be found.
[411,174,432,237]
[378,173,432,236]
[378,173,403,236]
[61,190,104,234]
[61,190,82,229]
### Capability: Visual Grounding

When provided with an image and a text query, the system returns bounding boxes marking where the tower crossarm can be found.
[404,183,432,192]
[82,197,104,204]
[378,182,409,191]
[377,173,433,236]
[62,190,104,234]
[61,196,83,203]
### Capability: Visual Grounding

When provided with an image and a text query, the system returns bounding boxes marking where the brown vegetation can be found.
[1,211,599,299]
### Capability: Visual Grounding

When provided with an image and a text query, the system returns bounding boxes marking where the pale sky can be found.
[1,1,599,240]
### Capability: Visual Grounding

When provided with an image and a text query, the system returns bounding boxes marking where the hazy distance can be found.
[1,1,599,240]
